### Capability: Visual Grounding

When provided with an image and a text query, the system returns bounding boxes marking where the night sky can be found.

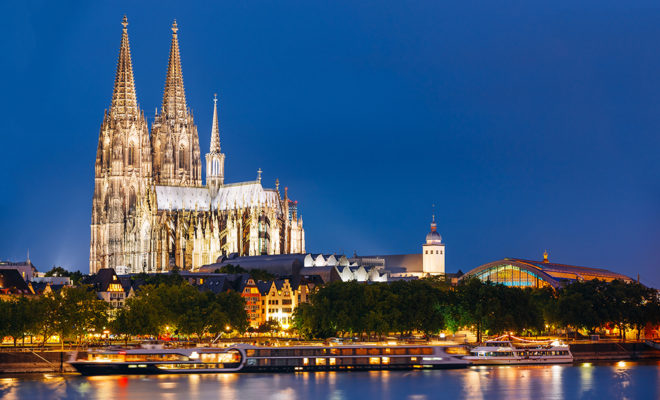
[1,1,658,287]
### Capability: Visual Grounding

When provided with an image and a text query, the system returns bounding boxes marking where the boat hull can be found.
[70,362,469,375]
[463,357,573,365]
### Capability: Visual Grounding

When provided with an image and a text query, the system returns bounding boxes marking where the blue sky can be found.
[1,1,658,286]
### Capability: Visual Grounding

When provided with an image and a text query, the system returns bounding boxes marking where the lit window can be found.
[369,357,380,365]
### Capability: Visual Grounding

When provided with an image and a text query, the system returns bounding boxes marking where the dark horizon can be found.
[1,1,658,286]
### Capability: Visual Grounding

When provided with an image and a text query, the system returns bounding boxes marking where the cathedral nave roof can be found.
[155,181,280,211]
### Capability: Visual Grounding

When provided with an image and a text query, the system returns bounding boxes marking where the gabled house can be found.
[0,269,33,297]
[235,276,261,328]
[83,268,126,315]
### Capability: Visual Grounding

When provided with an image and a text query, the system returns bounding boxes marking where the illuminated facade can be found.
[90,18,305,274]
[422,214,445,275]
[462,252,633,289]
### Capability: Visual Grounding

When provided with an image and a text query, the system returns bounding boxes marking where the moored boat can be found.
[463,339,573,365]
[69,343,470,375]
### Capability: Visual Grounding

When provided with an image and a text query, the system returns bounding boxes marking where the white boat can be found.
[464,340,573,365]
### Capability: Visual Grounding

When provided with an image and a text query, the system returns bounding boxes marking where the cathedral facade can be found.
[90,18,305,274]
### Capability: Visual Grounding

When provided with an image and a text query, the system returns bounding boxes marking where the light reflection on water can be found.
[0,362,658,400]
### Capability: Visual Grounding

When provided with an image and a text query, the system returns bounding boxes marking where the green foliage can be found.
[556,279,660,339]
[43,266,85,285]
[218,264,246,274]
[249,269,276,282]
[0,296,41,346]
[293,277,660,342]
[257,319,281,334]
[216,264,275,282]
[113,282,248,339]
[130,271,183,286]
[292,280,450,340]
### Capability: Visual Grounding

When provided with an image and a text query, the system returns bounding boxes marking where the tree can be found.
[44,266,85,285]
[257,319,281,336]
[217,264,247,274]
[4,297,40,347]
[60,286,109,346]
[112,296,162,340]
[556,280,608,336]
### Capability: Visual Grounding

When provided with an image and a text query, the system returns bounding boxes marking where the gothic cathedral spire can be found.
[151,20,202,187]
[91,16,153,274]
[206,94,225,197]
[162,20,187,120]
[110,16,139,119]
[210,94,221,153]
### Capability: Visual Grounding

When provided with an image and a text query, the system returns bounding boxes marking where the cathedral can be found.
[90,17,305,274]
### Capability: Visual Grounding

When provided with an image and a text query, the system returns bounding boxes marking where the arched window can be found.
[128,145,136,166]
[128,188,137,213]
[179,147,186,169]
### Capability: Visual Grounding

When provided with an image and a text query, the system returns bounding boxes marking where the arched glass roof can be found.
[462,258,632,289]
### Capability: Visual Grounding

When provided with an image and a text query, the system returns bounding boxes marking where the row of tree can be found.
[0,286,108,347]
[293,278,660,341]
[112,283,248,340]
[0,281,249,347]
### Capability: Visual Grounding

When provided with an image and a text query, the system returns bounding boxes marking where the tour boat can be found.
[69,343,470,375]
[463,339,573,365]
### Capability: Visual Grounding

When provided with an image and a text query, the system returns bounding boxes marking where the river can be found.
[1,362,658,399]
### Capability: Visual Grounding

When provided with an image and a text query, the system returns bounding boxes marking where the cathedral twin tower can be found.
[90,17,305,274]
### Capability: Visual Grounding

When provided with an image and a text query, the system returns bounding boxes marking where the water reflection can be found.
[0,362,658,399]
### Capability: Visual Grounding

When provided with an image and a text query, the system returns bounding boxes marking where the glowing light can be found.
[582,363,592,368]
[617,361,626,368]
[190,351,199,359]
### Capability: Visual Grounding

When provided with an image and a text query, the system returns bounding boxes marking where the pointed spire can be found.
[210,94,221,153]
[162,19,187,119]
[110,15,139,118]
[430,204,437,232]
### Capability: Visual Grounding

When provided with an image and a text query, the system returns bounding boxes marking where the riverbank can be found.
[1,342,659,374]
[570,342,660,361]
[0,351,84,374]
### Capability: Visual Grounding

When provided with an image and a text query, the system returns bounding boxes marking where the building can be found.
[0,269,33,297]
[29,282,66,296]
[198,253,388,283]
[0,253,38,282]
[237,277,262,328]
[258,279,297,328]
[374,214,446,278]
[422,214,445,275]
[461,251,633,289]
[90,17,304,274]
[83,268,127,315]
[31,276,71,285]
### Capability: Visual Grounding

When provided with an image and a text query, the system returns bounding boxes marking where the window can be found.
[179,147,186,169]
[127,145,136,166]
